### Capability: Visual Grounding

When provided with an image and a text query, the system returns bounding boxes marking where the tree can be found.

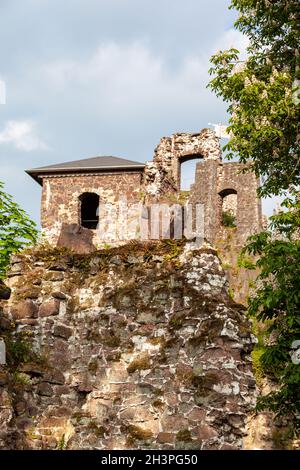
[244,197,300,431]
[209,0,300,197]
[0,180,38,279]
[208,0,300,433]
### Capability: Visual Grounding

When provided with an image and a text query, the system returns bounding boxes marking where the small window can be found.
[219,189,237,228]
[79,192,99,229]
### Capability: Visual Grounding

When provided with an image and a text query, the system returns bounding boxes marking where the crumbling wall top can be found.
[170,128,222,161]
[143,129,222,197]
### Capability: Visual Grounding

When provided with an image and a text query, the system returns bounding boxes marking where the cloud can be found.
[38,41,215,125]
[39,27,248,117]
[0,120,48,151]
[0,79,6,104]
[0,0,272,222]
[215,28,249,58]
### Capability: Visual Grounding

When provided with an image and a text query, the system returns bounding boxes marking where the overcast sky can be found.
[0,0,278,225]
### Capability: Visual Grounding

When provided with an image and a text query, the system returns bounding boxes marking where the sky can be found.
[0,0,279,225]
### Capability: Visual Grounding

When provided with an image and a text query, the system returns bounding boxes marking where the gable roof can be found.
[26,155,146,185]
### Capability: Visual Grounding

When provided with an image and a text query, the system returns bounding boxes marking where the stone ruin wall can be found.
[143,129,262,245]
[143,129,221,196]
[217,163,262,244]
[139,128,263,305]
[36,129,263,306]
[38,129,262,251]
[0,242,257,450]
[41,173,142,250]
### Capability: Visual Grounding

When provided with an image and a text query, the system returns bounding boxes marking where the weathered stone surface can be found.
[45,271,64,282]
[0,371,9,386]
[52,291,67,300]
[197,425,219,440]
[11,300,38,319]
[48,261,69,271]
[0,242,262,450]
[37,383,53,396]
[43,369,65,385]
[40,172,142,247]
[35,129,261,249]
[53,324,72,339]
[144,129,221,196]
[19,363,45,377]
[7,263,24,277]
[38,299,60,317]
[157,432,175,444]
[0,281,11,300]
[19,288,40,300]
[57,224,96,254]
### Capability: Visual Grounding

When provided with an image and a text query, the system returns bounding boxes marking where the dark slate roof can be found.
[26,156,145,185]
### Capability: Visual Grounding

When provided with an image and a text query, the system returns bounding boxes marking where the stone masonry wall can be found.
[0,241,256,450]
[190,162,262,244]
[143,129,221,197]
[217,163,262,244]
[189,160,220,244]
[140,129,262,246]
[41,172,143,249]
[37,129,262,249]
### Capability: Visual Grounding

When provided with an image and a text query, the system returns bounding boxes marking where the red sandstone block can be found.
[197,425,218,440]
[11,300,38,319]
[39,299,60,317]
[157,432,175,444]
[186,407,206,422]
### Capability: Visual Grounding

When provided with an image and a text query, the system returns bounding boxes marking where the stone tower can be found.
[143,128,262,244]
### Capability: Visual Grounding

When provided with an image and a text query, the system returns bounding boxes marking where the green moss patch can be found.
[127,355,151,374]
[176,429,192,442]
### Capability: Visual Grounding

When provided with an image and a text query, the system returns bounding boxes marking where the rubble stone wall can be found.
[38,129,262,248]
[217,163,262,244]
[190,161,262,244]
[189,160,220,244]
[0,242,256,450]
[41,172,143,248]
[143,129,221,196]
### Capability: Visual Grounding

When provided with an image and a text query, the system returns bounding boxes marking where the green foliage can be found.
[6,337,32,367]
[208,0,300,434]
[0,180,38,278]
[208,0,300,198]
[178,190,190,204]
[237,252,255,269]
[102,243,112,250]
[221,210,237,228]
[57,434,66,450]
[228,287,235,300]
[5,333,35,370]
[251,346,265,387]
[243,196,300,431]
[162,239,182,261]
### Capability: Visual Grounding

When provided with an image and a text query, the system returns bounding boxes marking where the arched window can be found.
[79,192,99,229]
[219,189,237,228]
[179,154,203,191]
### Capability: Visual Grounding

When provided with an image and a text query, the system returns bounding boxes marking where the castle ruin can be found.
[0,129,266,450]
[26,129,263,251]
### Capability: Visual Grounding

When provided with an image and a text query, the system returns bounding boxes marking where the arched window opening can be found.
[179,155,203,192]
[219,189,237,228]
[79,192,99,229]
